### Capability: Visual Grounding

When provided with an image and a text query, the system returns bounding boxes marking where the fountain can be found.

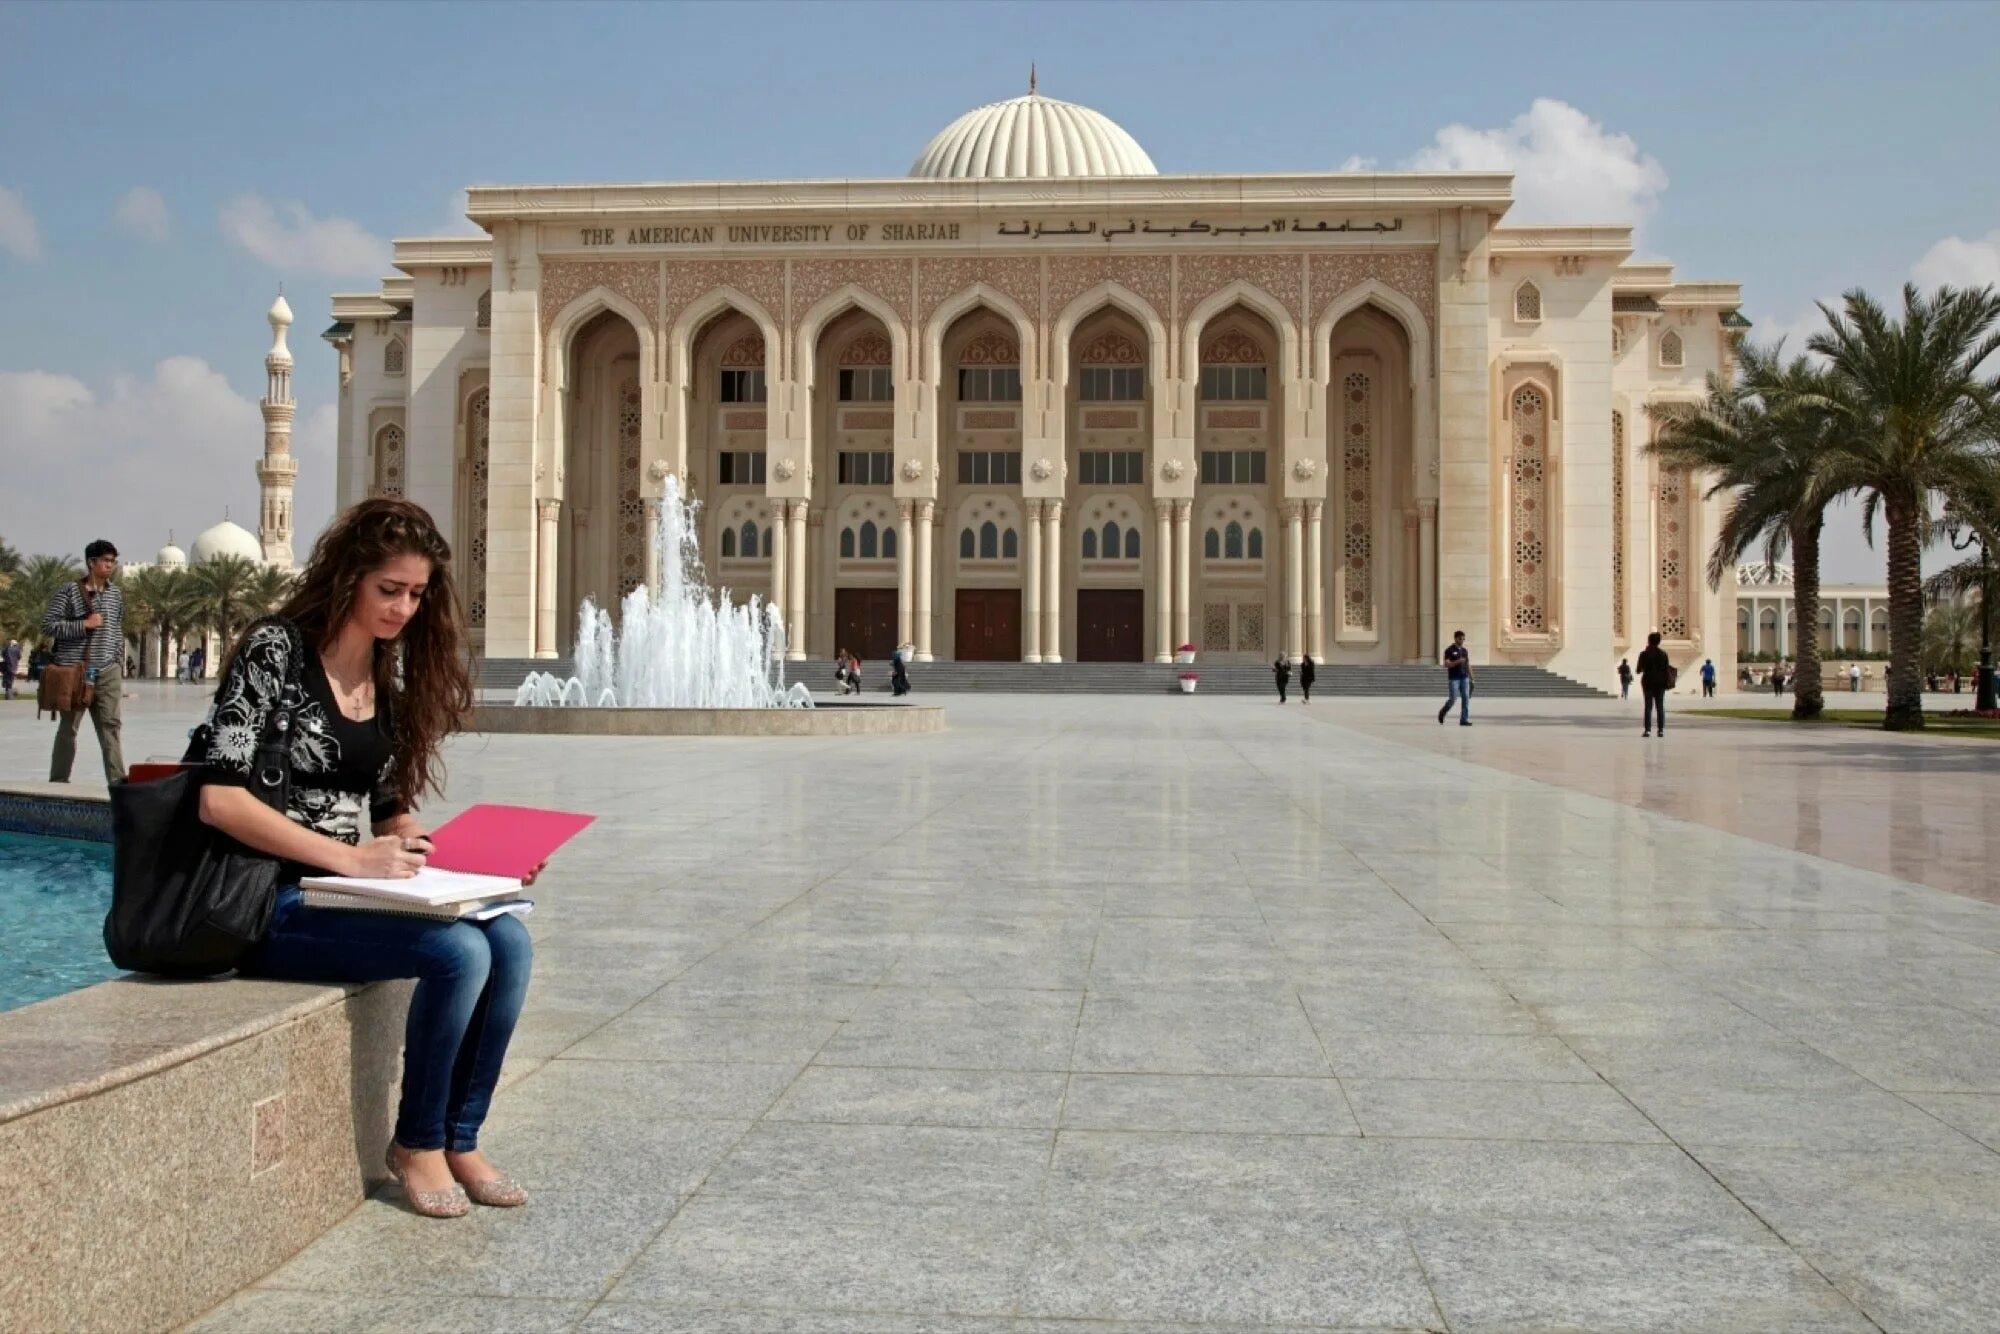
[473,475,941,737]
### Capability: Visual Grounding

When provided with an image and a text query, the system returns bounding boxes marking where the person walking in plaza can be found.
[190,643,206,681]
[177,647,191,683]
[196,497,531,1220]
[1637,631,1673,738]
[1617,657,1633,699]
[1299,654,1316,703]
[1272,655,1291,703]
[2,638,19,700]
[1438,630,1472,726]
[1700,658,1716,698]
[41,539,127,783]
[891,644,912,696]
[1772,661,1786,696]
[1849,661,1861,693]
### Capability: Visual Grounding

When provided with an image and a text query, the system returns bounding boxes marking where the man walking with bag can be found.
[41,539,126,783]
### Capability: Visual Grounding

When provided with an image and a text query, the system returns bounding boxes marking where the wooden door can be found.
[1077,588,1145,662]
[834,587,897,659]
[954,588,1021,661]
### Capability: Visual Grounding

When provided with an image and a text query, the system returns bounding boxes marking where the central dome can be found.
[910,92,1157,180]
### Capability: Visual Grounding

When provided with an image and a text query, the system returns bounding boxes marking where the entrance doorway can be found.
[954,588,1021,661]
[1077,589,1145,662]
[835,587,897,659]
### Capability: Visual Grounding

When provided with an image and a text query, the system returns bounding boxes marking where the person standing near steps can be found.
[1637,631,1673,738]
[1299,655,1316,703]
[1438,630,1472,726]
[1272,655,1291,703]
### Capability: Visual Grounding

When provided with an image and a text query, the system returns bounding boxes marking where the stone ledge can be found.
[469,702,946,736]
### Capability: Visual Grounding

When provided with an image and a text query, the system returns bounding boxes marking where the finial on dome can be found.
[1028,64,1037,96]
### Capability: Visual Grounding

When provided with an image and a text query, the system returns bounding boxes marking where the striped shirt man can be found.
[42,579,125,670]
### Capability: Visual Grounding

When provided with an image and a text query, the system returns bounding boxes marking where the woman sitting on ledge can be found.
[197,498,530,1219]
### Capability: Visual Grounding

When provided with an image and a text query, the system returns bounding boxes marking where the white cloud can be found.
[1403,98,1669,232]
[1911,229,2000,291]
[114,186,171,243]
[219,194,389,276]
[0,358,266,560]
[0,185,43,261]
[432,189,485,237]
[1337,154,1378,172]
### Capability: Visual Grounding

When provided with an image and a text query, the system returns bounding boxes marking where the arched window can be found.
[1514,281,1542,323]
[1124,528,1141,560]
[763,527,772,556]
[721,528,738,558]
[1224,522,1244,559]
[840,528,855,559]
[1082,529,1098,559]
[960,528,975,559]
[475,291,491,330]
[1248,528,1264,560]
[859,521,878,559]
[979,521,999,560]
[1659,330,1684,368]
[384,339,405,376]
[883,527,897,559]
[1102,522,1120,558]
[1002,528,1018,559]
[739,522,758,559]
[1204,528,1220,559]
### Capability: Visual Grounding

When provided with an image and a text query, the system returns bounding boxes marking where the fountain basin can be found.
[471,702,943,737]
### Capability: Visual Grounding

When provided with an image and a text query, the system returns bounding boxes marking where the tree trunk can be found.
[1883,489,1926,730]
[1790,515,1826,720]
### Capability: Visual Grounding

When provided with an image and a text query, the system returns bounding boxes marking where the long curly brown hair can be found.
[255,497,472,806]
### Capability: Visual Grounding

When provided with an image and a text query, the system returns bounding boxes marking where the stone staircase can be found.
[478,656,1605,699]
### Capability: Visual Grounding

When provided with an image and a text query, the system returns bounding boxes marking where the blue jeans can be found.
[1443,676,1471,721]
[241,887,533,1151]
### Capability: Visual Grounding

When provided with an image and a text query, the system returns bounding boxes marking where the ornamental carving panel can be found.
[840,332,892,366]
[539,260,662,337]
[465,391,489,629]
[373,424,404,498]
[720,333,765,367]
[1203,602,1231,653]
[1179,252,1305,323]
[1202,330,1266,365]
[1045,255,1171,327]
[1341,370,1375,631]
[917,256,1042,329]
[1084,409,1140,429]
[843,410,894,430]
[1509,385,1549,633]
[1080,331,1144,365]
[1309,251,1437,331]
[1611,411,1627,640]
[617,377,645,598]
[791,257,916,333]
[723,410,766,430]
[958,331,1018,365]
[1658,466,1691,639]
[1206,408,1262,428]
[963,409,1017,430]
[1236,601,1266,653]
[661,260,786,339]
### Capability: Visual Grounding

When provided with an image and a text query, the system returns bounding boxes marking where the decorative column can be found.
[896,501,915,649]
[1305,500,1325,660]
[1042,501,1064,662]
[769,501,788,658]
[914,500,935,662]
[1418,500,1438,661]
[1023,499,1044,662]
[1284,502,1305,662]
[1173,500,1192,648]
[535,498,562,657]
[1154,500,1174,662]
[787,503,808,661]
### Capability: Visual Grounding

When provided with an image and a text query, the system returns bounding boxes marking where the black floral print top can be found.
[201,618,402,871]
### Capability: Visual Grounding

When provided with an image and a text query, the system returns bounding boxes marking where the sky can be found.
[3,0,1998,582]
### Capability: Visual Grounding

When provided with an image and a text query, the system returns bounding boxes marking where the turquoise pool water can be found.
[0,830,117,1012]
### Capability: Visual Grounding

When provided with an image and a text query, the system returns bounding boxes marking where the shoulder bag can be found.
[103,620,305,976]
[36,584,96,719]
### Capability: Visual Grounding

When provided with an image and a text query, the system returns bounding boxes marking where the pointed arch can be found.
[542,286,661,509]
[795,284,911,388]
[1049,281,1169,389]
[924,284,1038,385]
[669,286,782,387]
[1312,279,1432,388]
[1181,281,1300,385]
[1512,279,1542,324]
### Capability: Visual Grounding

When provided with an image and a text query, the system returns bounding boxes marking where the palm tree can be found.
[1921,601,1980,678]
[0,536,21,581]
[119,566,165,676]
[247,564,296,618]
[185,555,264,660]
[1648,341,1853,720]
[1,553,81,646]
[1809,283,2000,729]
[1925,481,2000,708]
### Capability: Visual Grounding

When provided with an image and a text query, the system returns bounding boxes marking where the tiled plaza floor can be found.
[7,686,1998,1331]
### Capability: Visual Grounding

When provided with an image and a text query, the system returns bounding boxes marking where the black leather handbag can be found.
[103,623,304,977]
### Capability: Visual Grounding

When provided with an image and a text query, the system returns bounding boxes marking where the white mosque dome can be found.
[190,519,263,565]
[909,89,1157,180]
[156,542,187,570]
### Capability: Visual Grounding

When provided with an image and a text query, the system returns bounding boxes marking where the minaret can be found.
[257,291,298,568]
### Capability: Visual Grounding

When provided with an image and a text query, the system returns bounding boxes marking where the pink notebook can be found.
[424,804,594,880]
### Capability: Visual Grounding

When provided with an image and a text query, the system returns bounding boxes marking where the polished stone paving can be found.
[7,686,1999,1330]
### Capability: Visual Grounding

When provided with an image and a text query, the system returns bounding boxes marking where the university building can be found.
[324,87,1746,688]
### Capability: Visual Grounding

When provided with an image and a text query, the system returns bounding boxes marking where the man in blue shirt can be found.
[1438,630,1473,726]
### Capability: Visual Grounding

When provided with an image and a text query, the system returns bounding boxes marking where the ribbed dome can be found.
[910,93,1157,180]
[190,520,262,565]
